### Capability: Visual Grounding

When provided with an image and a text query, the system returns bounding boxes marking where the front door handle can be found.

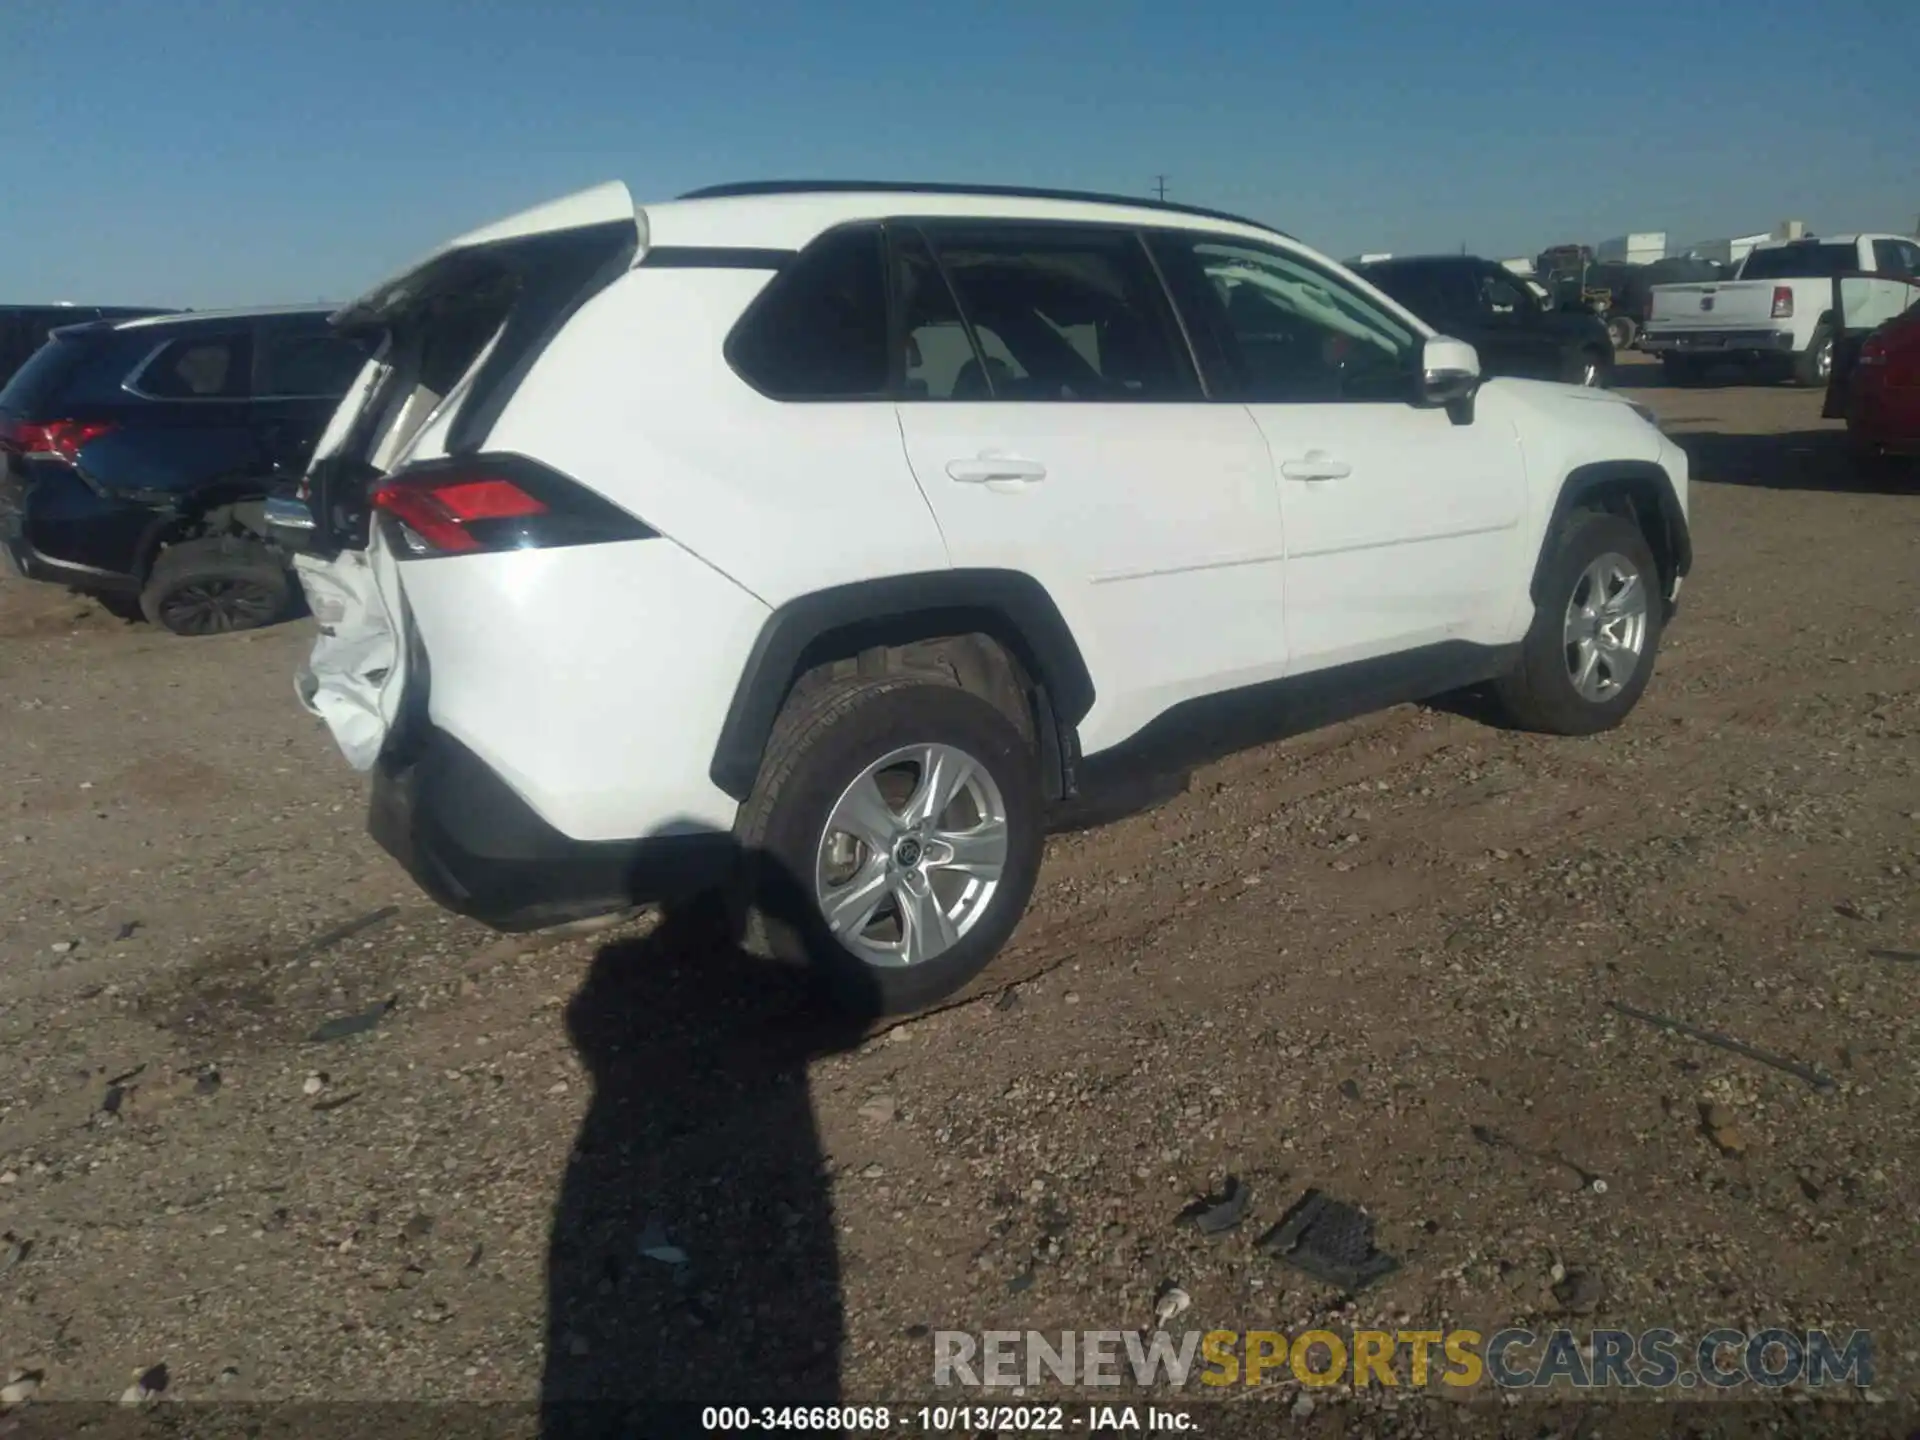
[945,455,1047,485]
[1280,452,1351,482]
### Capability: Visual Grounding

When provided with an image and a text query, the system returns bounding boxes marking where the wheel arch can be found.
[709,569,1094,804]
[1531,460,1691,608]
[131,473,282,579]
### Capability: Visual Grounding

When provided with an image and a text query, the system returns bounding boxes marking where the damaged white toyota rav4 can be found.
[277,179,1691,1015]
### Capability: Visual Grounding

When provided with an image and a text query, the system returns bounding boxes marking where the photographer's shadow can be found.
[540,862,880,1438]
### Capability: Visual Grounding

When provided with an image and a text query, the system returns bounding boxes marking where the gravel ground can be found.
[2,357,1917,1432]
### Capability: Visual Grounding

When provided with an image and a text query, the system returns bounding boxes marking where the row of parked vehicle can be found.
[0,246,1621,640]
[0,181,1909,1015]
[0,305,370,632]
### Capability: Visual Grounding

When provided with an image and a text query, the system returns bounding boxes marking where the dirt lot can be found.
[2,358,1917,1429]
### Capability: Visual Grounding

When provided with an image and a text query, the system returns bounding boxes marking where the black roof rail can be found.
[676,180,1292,239]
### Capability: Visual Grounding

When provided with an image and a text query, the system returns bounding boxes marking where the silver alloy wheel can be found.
[814,742,1009,968]
[1581,357,1602,387]
[1815,334,1833,381]
[1563,551,1650,702]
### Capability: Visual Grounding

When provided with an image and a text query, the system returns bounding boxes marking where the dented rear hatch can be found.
[289,181,645,768]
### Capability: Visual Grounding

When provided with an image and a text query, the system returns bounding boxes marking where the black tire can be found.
[734,675,1044,1016]
[139,537,291,636]
[1491,510,1664,737]
[1661,353,1705,386]
[1606,315,1637,352]
[1578,346,1612,388]
[1792,322,1834,389]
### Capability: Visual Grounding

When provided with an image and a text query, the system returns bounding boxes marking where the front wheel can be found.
[735,676,1045,1016]
[1576,347,1611,388]
[1491,510,1664,736]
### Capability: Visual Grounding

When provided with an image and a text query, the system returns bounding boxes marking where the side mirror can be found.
[1418,335,1482,411]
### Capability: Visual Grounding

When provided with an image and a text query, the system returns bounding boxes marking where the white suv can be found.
[280,180,1692,1015]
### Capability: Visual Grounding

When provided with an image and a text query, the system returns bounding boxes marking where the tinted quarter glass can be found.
[728,225,889,399]
[0,331,153,414]
[256,327,369,397]
[135,332,249,399]
[0,336,87,414]
[924,225,1197,401]
[890,227,983,400]
[1157,236,1418,403]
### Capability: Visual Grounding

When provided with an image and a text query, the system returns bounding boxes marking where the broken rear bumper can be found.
[368,726,737,932]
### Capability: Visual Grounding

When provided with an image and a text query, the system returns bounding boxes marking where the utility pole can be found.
[1152,175,1169,202]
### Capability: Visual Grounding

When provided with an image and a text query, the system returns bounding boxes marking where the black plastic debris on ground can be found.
[1176,1175,1251,1236]
[307,996,397,1044]
[297,905,400,959]
[1257,1189,1399,1292]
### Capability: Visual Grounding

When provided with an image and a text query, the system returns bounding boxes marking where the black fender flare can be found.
[708,569,1095,801]
[1529,459,1692,605]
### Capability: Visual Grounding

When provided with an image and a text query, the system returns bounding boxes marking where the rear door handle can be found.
[1280,452,1351,482]
[945,455,1047,485]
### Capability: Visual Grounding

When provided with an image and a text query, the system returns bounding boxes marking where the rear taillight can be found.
[0,418,115,463]
[1858,335,1888,367]
[1771,286,1794,319]
[369,454,654,557]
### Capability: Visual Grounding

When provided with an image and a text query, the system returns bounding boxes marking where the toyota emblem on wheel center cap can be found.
[893,837,923,868]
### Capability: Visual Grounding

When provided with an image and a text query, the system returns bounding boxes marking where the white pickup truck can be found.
[1640,233,1920,386]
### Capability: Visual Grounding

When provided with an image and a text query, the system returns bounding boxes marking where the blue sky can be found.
[3,0,1915,307]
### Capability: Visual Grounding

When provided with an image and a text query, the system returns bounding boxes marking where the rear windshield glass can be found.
[1740,244,1856,280]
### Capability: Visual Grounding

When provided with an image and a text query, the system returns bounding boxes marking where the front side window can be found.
[1156,236,1420,403]
[728,225,889,399]
[135,333,248,399]
[918,224,1198,401]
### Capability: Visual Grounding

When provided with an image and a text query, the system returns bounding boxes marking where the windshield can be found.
[1739,243,1856,280]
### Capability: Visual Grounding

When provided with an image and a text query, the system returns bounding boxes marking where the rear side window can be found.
[923,224,1198,401]
[1739,243,1856,280]
[255,326,368,398]
[728,226,890,399]
[892,228,977,400]
[132,332,249,399]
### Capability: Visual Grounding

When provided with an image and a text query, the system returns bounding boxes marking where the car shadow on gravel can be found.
[1672,429,1916,494]
[541,871,880,1439]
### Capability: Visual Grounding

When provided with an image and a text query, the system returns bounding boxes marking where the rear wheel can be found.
[1606,315,1637,352]
[1492,510,1663,736]
[1792,322,1834,388]
[140,537,291,636]
[734,675,1044,1016]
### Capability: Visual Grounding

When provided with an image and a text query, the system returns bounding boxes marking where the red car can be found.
[1826,277,1920,472]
